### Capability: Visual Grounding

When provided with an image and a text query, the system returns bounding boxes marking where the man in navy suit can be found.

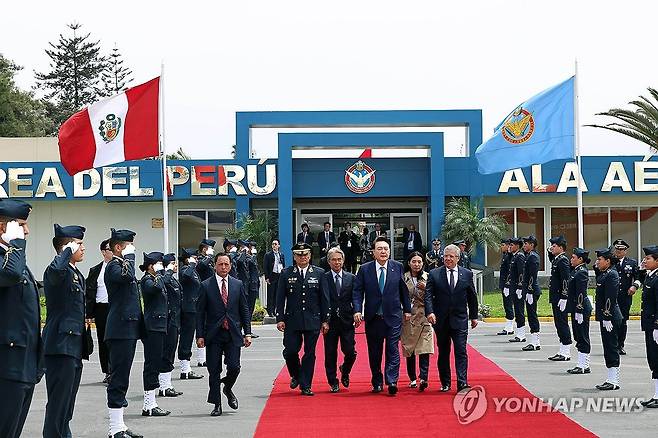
[196,253,252,417]
[317,222,336,258]
[296,223,314,246]
[353,236,411,395]
[425,244,479,392]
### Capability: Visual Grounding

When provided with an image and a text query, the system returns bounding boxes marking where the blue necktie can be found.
[379,266,385,293]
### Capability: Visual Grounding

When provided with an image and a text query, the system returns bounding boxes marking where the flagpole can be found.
[159,61,170,254]
[574,59,584,248]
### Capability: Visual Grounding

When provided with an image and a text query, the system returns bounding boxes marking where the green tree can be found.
[35,23,107,128]
[586,88,658,151]
[102,45,133,95]
[166,146,191,160]
[0,54,54,136]
[441,197,509,258]
[225,212,278,269]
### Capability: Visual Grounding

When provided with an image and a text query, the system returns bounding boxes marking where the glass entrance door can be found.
[390,214,422,262]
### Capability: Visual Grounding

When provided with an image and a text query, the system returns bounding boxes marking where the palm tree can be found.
[586,88,658,151]
[441,197,509,257]
[224,212,278,268]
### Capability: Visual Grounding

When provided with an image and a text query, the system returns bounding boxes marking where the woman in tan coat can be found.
[401,251,435,391]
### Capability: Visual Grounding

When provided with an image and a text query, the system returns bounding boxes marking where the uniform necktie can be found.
[379,266,386,293]
[449,269,456,290]
[335,274,341,296]
[221,278,229,329]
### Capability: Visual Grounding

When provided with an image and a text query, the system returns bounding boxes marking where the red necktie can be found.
[221,278,229,329]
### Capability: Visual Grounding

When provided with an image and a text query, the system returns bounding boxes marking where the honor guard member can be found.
[42,224,88,438]
[177,248,204,380]
[425,238,444,272]
[139,252,171,417]
[195,239,216,366]
[567,248,593,375]
[497,239,515,335]
[454,240,471,270]
[247,240,261,328]
[505,237,527,343]
[104,228,144,438]
[612,239,640,355]
[276,242,331,396]
[521,235,542,351]
[638,246,658,408]
[594,248,623,391]
[0,200,42,438]
[548,235,573,361]
[158,253,184,397]
[222,238,239,277]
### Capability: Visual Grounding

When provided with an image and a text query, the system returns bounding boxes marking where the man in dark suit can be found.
[317,222,336,258]
[369,223,386,244]
[85,238,113,384]
[296,223,314,246]
[613,239,640,355]
[339,222,360,273]
[42,224,88,438]
[197,253,252,416]
[263,239,285,317]
[402,224,422,262]
[323,247,357,393]
[0,200,43,438]
[425,244,479,392]
[353,236,411,395]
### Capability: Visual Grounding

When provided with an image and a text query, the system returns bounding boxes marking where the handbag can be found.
[83,323,94,360]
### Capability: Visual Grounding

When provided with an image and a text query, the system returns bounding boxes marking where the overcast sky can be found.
[3,0,657,159]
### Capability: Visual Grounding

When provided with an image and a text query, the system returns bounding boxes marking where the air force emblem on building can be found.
[501,106,534,144]
[345,160,375,194]
[99,114,122,143]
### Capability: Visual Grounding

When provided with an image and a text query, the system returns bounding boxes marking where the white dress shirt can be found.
[96,261,109,303]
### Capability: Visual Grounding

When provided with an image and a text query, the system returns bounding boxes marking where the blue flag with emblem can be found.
[475,76,575,175]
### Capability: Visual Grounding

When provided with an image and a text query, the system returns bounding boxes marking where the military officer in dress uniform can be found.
[247,240,261,326]
[195,239,216,367]
[158,253,184,397]
[139,252,171,417]
[566,248,593,375]
[638,246,658,408]
[612,239,640,355]
[548,235,573,362]
[177,248,204,380]
[276,242,330,396]
[104,228,144,438]
[497,239,515,336]
[425,238,444,272]
[42,224,88,438]
[454,240,471,270]
[506,237,527,343]
[594,248,623,391]
[521,235,542,351]
[0,200,41,438]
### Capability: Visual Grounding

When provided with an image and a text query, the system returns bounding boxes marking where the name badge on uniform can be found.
[288,277,298,283]
[347,240,351,248]
[407,241,413,250]
[308,277,319,284]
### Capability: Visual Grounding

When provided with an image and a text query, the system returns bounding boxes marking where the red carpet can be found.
[254,333,595,437]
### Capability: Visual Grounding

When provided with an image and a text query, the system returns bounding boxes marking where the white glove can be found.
[188,256,197,265]
[1,220,24,242]
[206,247,214,256]
[251,248,257,255]
[503,287,510,297]
[153,262,164,272]
[603,320,613,332]
[121,244,135,256]
[653,329,658,345]
[516,289,523,299]
[63,241,80,254]
[229,247,237,253]
[558,299,567,312]
[166,262,175,271]
[575,312,583,324]
[526,293,533,305]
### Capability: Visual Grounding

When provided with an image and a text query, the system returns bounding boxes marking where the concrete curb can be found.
[483,315,641,323]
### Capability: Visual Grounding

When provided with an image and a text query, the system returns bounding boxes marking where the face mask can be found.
[251,248,257,255]
[230,247,237,253]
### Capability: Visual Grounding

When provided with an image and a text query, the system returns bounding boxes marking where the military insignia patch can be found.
[501,106,535,144]
[99,114,122,143]
[345,160,376,194]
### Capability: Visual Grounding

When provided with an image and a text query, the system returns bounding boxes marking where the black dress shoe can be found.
[388,384,398,395]
[180,371,204,380]
[300,388,315,396]
[210,403,222,416]
[339,365,350,388]
[497,329,513,335]
[330,383,339,393]
[595,382,620,391]
[372,385,383,393]
[508,336,526,343]
[522,344,540,351]
[619,347,626,355]
[102,374,111,385]
[457,384,471,392]
[223,386,239,409]
[124,430,143,438]
[290,377,299,389]
[440,384,451,392]
[250,334,260,339]
[548,354,570,361]
[419,380,428,392]
[142,406,171,416]
[158,388,182,397]
[641,398,658,408]
[566,366,591,374]
[197,361,207,367]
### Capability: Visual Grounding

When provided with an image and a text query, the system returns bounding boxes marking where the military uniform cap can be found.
[163,253,176,264]
[432,238,441,244]
[549,235,567,246]
[595,247,614,259]
[453,239,466,246]
[500,238,511,244]
[223,238,237,249]
[509,237,523,245]
[180,247,196,260]
[110,228,136,242]
[643,245,658,257]
[572,247,591,263]
[54,224,85,239]
[292,242,312,254]
[613,239,630,250]
[200,238,216,247]
[0,199,32,220]
[139,251,164,272]
[522,235,538,245]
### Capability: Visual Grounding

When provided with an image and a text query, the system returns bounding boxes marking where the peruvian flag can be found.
[58,77,160,176]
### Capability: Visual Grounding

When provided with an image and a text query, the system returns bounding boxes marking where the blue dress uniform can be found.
[594,248,623,390]
[506,238,526,342]
[454,240,471,270]
[247,243,261,318]
[548,235,573,361]
[567,249,593,374]
[612,239,639,354]
[497,240,514,335]
[196,239,216,282]
[0,200,43,438]
[424,240,444,272]
[276,243,330,394]
[522,237,542,351]
[177,248,204,379]
[160,253,184,395]
[639,246,658,408]
[42,224,88,438]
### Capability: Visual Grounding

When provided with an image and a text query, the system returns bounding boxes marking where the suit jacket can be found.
[196,275,251,347]
[179,263,202,313]
[424,266,478,330]
[353,260,411,328]
[402,229,423,253]
[296,232,314,245]
[324,269,355,325]
[369,230,387,245]
[317,231,336,254]
[338,231,359,257]
[276,265,330,331]
[264,251,286,281]
[85,261,103,318]
[104,254,145,340]
[0,239,44,384]
[42,247,87,360]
